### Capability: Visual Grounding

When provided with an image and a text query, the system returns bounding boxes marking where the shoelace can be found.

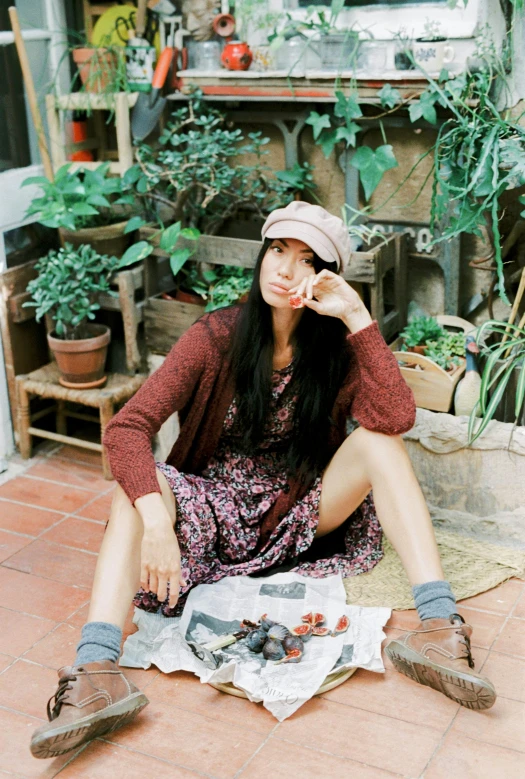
[46,672,78,721]
[450,614,475,669]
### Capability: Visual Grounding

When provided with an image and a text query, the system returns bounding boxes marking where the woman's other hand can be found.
[288,269,373,333]
[140,523,186,609]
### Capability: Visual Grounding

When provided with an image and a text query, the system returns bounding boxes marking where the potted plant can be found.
[413,20,455,73]
[269,0,358,73]
[24,242,142,388]
[70,41,128,95]
[468,318,525,443]
[399,315,447,354]
[22,163,138,257]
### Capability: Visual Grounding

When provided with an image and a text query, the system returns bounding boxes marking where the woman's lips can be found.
[268,283,290,295]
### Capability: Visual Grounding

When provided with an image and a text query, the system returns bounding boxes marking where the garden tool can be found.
[8,6,53,179]
[131,44,173,140]
[186,629,249,670]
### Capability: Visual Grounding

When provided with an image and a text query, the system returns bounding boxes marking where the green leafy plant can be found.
[22,163,134,231]
[306,90,398,201]
[399,316,446,348]
[24,243,138,339]
[268,0,349,46]
[204,266,254,312]
[418,19,445,41]
[468,319,525,443]
[128,95,316,234]
[424,335,464,371]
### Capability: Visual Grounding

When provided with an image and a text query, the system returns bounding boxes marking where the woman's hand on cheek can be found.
[289,270,372,329]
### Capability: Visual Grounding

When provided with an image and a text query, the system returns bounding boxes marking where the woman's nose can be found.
[277,257,294,278]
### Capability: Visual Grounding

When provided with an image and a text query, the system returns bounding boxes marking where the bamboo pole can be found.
[502,265,525,355]
[9,6,53,179]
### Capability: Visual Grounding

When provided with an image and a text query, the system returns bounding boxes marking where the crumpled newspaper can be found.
[120,572,391,721]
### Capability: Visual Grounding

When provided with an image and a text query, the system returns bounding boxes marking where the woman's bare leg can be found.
[87,469,176,628]
[318,426,444,585]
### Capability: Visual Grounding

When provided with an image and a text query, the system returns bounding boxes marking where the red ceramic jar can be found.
[221,41,253,71]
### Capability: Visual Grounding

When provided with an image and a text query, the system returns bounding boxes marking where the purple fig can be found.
[262,638,286,661]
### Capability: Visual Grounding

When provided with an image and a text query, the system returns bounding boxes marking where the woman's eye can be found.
[302,257,314,265]
[272,245,282,253]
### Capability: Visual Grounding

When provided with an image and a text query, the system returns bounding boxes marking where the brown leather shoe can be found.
[30,660,149,759]
[384,613,496,710]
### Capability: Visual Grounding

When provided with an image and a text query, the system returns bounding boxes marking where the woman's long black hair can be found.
[229,238,350,487]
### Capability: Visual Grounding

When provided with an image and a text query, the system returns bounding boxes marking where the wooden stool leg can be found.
[16,378,32,459]
[56,400,67,435]
[100,398,114,479]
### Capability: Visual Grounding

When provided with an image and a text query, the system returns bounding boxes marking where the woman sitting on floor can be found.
[31,201,496,759]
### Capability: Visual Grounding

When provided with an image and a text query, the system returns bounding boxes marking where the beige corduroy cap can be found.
[261,201,351,272]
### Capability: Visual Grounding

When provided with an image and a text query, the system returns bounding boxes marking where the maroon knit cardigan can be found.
[103,305,416,548]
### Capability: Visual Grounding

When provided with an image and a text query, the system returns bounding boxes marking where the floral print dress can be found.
[133,360,383,617]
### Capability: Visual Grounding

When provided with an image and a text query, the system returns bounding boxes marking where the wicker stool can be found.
[16,363,146,479]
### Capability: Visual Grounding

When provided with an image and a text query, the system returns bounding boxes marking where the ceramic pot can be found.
[405,344,427,355]
[413,38,454,72]
[59,220,131,258]
[48,324,111,389]
[72,48,119,93]
[175,289,206,305]
[221,42,253,71]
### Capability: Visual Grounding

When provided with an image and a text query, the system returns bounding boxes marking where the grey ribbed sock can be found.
[412,580,457,621]
[75,621,122,666]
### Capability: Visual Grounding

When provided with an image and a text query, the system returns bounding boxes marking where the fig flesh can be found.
[283,635,304,654]
[267,624,290,641]
[245,628,267,653]
[311,626,330,636]
[331,615,350,636]
[275,648,303,664]
[301,612,326,626]
[290,624,312,641]
[289,295,304,310]
[262,638,286,660]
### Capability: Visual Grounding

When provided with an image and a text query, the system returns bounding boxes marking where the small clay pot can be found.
[221,42,253,71]
[72,48,119,93]
[405,344,427,355]
[175,289,206,306]
[48,324,111,389]
[59,220,131,259]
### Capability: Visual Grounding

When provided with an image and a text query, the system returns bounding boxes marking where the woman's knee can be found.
[347,426,406,472]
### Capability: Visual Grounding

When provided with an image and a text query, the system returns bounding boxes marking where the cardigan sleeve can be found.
[103,319,212,505]
[343,320,416,435]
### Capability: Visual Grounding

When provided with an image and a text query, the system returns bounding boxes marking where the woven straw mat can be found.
[344,528,525,610]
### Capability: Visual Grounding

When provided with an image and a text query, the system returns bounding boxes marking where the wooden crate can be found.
[390,315,473,413]
[141,229,407,354]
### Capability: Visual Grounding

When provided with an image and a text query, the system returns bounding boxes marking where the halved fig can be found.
[311,626,330,636]
[289,295,304,309]
[275,648,303,664]
[331,615,350,636]
[283,635,304,654]
[301,612,326,626]
[290,624,312,641]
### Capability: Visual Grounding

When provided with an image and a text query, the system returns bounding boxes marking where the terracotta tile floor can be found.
[0,445,524,779]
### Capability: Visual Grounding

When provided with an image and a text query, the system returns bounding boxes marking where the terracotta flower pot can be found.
[48,324,111,389]
[59,220,131,258]
[405,344,427,355]
[221,42,253,71]
[175,289,206,306]
[72,48,119,93]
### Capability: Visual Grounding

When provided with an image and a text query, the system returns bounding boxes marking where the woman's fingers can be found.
[148,572,158,596]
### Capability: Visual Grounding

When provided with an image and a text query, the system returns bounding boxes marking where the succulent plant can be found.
[245,629,267,653]
[262,638,286,661]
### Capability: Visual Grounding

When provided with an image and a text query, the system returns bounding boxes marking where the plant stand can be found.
[140,229,408,354]
[45,92,138,174]
[16,364,146,479]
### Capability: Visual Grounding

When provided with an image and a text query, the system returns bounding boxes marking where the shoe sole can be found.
[30,691,149,759]
[385,640,496,710]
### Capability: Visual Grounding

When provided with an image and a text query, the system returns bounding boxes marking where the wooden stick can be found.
[8,6,53,179]
[502,265,525,351]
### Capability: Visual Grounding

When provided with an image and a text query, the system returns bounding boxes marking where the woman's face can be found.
[259,237,316,308]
